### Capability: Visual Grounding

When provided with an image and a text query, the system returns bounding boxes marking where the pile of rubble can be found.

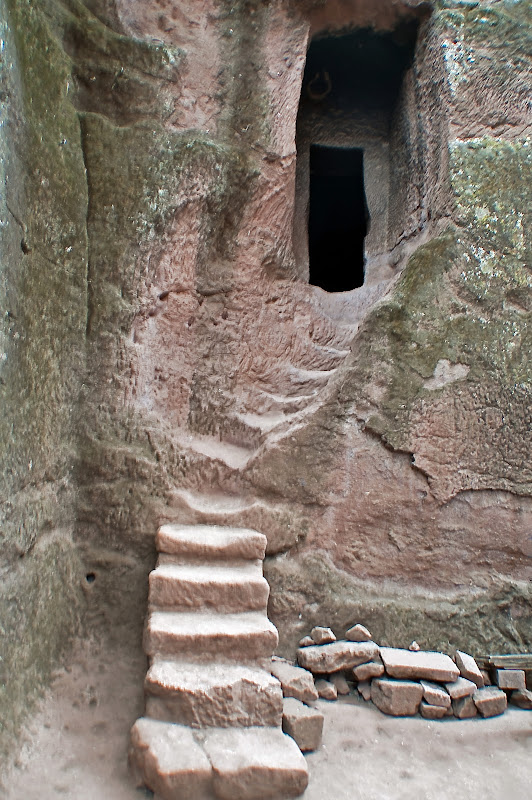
[272,624,532,752]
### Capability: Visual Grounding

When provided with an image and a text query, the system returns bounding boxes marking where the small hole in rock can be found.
[21,239,31,254]
[85,572,96,584]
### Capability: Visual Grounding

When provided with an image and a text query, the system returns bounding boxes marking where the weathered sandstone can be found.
[346,624,372,643]
[298,641,379,674]
[444,677,477,700]
[380,648,460,683]
[311,627,336,645]
[129,718,212,800]
[145,660,282,728]
[282,698,324,753]
[420,681,451,709]
[420,701,448,720]
[452,696,478,719]
[511,689,532,710]
[455,651,484,688]
[495,669,526,691]
[371,679,424,717]
[473,687,508,718]
[202,727,309,800]
[315,679,338,702]
[353,661,385,682]
[270,660,319,705]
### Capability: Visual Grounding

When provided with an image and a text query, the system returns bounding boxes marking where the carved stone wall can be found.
[1,0,530,759]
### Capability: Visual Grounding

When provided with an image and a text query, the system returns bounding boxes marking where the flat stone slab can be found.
[202,727,309,799]
[371,678,423,717]
[445,676,477,700]
[149,562,269,613]
[144,611,278,663]
[282,697,324,752]
[473,686,507,718]
[455,650,484,687]
[495,669,526,691]
[380,648,459,683]
[297,641,379,674]
[157,524,267,562]
[270,660,318,704]
[129,718,212,800]
[145,659,282,728]
[420,680,451,708]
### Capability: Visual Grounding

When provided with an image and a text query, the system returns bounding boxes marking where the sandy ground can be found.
[3,636,532,800]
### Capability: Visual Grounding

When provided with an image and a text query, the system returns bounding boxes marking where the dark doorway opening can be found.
[309,145,368,292]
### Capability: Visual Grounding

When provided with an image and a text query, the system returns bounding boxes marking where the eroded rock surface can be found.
[2,0,531,764]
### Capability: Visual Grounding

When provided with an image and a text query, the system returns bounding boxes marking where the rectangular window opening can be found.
[308,145,369,292]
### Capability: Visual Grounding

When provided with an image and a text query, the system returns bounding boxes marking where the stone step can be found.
[145,659,282,728]
[129,718,212,800]
[157,523,267,562]
[201,726,309,800]
[149,562,269,613]
[144,610,279,663]
[130,720,308,800]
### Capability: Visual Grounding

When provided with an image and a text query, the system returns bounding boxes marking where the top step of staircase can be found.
[157,524,267,562]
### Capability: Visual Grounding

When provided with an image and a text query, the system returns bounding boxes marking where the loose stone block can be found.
[353,661,384,682]
[270,660,318,704]
[380,648,459,683]
[129,718,212,800]
[480,669,492,686]
[420,680,451,708]
[511,688,532,709]
[346,624,372,642]
[453,695,477,719]
[202,727,309,800]
[299,636,314,648]
[495,669,526,691]
[420,701,448,720]
[315,678,337,701]
[311,626,336,645]
[298,641,379,674]
[330,673,350,695]
[371,678,423,717]
[473,687,507,718]
[455,650,484,687]
[282,697,324,752]
[444,676,477,700]
[357,680,372,701]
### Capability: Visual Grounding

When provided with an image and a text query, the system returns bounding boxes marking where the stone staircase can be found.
[129,523,309,800]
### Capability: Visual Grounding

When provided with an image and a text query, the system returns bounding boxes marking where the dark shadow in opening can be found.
[309,145,369,292]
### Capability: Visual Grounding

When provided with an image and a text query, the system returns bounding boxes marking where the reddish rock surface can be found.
[3,0,532,769]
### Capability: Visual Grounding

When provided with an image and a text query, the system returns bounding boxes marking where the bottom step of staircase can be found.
[130,717,309,800]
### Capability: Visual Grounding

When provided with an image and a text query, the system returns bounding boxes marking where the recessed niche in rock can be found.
[309,144,368,292]
[295,21,421,290]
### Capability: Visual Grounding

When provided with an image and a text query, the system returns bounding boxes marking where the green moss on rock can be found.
[0,533,85,762]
